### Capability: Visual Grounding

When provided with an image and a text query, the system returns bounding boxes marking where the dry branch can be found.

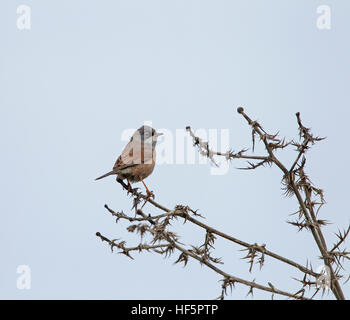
[96,108,349,300]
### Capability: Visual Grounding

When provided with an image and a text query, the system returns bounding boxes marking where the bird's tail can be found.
[95,170,116,181]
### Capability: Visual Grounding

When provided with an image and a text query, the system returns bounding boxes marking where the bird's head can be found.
[134,125,163,146]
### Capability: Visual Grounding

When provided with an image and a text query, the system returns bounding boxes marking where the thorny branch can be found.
[103,202,319,278]
[237,108,346,300]
[96,207,308,300]
[185,126,269,165]
[96,108,349,300]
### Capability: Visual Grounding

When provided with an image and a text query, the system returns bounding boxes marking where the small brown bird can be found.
[95,125,163,198]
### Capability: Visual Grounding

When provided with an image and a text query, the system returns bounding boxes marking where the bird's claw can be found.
[146,190,155,200]
[141,190,154,209]
[127,187,139,196]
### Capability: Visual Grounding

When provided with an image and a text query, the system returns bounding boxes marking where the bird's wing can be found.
[113,139,154,171]
[113,155,138,172]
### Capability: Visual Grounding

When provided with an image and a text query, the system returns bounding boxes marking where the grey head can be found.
[133,125,163,146]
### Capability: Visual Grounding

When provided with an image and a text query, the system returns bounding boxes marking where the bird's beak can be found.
[155,132,163,137]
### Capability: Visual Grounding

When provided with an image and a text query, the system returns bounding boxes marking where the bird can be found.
[95,125,163,198]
